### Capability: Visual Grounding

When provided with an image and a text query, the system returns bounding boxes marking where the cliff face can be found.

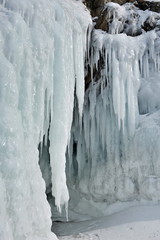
[84,0,132,16]
[137,0,160,13]
[84,0,160,17]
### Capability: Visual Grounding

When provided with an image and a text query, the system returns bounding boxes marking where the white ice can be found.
[1,0,160,238]
[0,0,91,239]
[67,3,160,219]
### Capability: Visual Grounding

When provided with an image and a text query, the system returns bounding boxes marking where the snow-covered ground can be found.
[57,204,160,240]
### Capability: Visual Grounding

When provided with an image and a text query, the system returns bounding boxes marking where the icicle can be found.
[0,0,91,239]
[68,20,160,212]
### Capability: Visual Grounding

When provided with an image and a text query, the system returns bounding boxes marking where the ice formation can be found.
[0,0,91,239]
[1,0,160,237]
[66,3,160,217]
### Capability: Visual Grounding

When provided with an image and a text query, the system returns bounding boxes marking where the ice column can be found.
[0,0,91,239]
[68,29,159,207]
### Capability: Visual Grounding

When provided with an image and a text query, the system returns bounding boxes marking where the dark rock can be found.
[95,4,125,32]
[94,9,109,32]
[84,0,160,17]
[137,0,160,13]
[85,50,105,90]
[84,0,105,16]
[84,0,105,9]
[84,0,135,17]
[143,15,160,31]
[95,3,142,36]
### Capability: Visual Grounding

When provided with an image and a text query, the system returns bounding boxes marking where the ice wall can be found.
[0,0,91,239]
[67,5,160,216]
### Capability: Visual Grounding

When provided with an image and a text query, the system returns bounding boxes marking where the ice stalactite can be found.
[0,0,91,239]
[67,7,160,217]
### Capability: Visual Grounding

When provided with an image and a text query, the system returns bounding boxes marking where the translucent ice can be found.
[67,16,160,216]
[0,0,91,239]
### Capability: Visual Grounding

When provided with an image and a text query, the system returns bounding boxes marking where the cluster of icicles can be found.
[0,0,91,239]
[67,25,160,213]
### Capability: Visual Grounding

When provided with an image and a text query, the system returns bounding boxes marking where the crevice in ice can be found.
[39,132,52,196]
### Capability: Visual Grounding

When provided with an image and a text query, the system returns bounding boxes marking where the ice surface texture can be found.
[67,6,160,216]
[0,0,91,239]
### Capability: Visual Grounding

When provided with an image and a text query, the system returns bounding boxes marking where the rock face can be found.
[137,0,160,13]
[143,14,160,31]
[95,3,143,36]
[84,0,134,16]
[95,2,160,35]
[84,0,106,16]
[84,0,160,36]
[84,0,160,17]
[84,0,105,11]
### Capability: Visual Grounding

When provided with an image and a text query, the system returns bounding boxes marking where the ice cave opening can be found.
[0,0,160,239]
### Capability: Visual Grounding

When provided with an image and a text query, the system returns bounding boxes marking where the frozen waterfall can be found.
[66,4,160,219]
[1,0,160,238]
[0,0,91,239]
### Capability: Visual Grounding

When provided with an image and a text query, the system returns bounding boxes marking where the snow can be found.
[57,204,160,240]
[138,71,160,114]
[0,0,91,239]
